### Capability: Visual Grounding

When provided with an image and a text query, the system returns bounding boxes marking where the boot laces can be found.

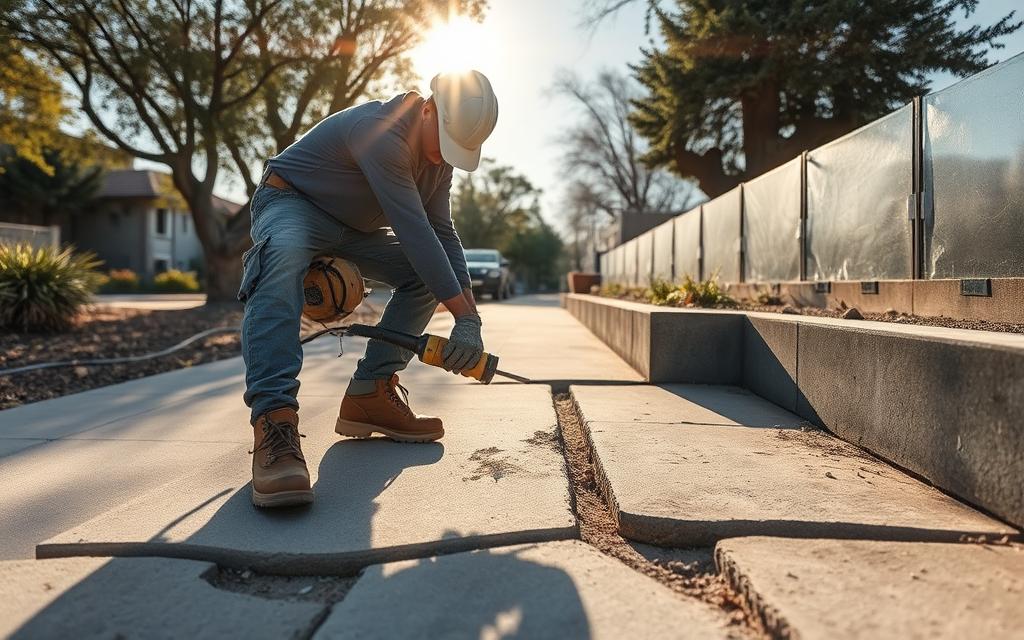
[385,379,415,418]
[252,415,306,464]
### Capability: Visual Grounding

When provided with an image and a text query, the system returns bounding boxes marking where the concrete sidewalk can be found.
[2,295,697,639]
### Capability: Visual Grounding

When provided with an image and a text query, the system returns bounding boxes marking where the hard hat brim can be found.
[434,97,482,172]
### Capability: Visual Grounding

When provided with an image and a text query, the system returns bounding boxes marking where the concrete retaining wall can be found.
[564,293,1024,529]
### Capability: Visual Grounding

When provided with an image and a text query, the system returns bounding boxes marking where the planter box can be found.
[565,293,1024,529]
[566,272,601,294]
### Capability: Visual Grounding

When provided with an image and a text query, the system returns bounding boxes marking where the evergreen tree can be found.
[629,0,1021,197]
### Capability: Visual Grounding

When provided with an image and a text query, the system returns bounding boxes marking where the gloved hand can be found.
[442,313,483,374]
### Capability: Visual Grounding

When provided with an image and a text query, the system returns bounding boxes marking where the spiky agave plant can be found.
[0,243,103,332]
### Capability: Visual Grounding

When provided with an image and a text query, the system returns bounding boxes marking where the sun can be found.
[411,15,495,84]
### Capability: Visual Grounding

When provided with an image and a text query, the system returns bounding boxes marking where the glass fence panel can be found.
[702,187,742,283]
[743,157,802,282]
[673,207,702,281]
[652,219,674,282]
[623,238,639,287]
[637,231,655,286]
[924,53,1024,278]
[609,246,624,285]
[806,104,913,280]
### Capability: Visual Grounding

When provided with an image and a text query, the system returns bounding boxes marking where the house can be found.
[72,169,241,279]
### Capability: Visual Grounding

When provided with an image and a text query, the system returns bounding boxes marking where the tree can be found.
[555,70,698,219]
[5,0,484,301]
[618,0,1022,198]
[451,161,564,290]
[0,147,103,226]
[452,161,539,249]
[0,35,66,174]
[504,216,564,291]
[562,180,606,272]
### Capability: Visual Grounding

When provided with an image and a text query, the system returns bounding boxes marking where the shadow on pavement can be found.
[17,438,593,638]
[324,541,591,638]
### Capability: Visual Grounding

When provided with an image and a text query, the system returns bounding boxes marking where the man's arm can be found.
[424,165,478,315]
[349,120,470,314]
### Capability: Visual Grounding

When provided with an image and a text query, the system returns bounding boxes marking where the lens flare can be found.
[412,15,491,79]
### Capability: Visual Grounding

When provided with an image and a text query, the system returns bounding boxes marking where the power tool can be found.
[344,324,529,384]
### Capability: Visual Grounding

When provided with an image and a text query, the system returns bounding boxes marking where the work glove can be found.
[442,313,483,374]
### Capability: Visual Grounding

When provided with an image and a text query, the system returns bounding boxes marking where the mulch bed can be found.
[0,305,244,410]
[0,303,379,410]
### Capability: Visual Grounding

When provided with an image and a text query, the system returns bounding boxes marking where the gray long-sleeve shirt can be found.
[267,92,470,301]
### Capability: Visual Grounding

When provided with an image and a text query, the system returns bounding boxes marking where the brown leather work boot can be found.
[251,407,313,508]
[336,375,444,443]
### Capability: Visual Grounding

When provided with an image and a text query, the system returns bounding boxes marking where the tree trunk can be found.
[204,248,244,303]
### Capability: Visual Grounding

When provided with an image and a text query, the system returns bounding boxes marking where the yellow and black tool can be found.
[344,324,530,384]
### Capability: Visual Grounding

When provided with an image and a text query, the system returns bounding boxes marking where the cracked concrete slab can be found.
[716,537,1024,639]
[0,556,325,639]
[40,385,576,573]
[0,438,247,561]
[314,540,729,639]
[573,384,1016,546]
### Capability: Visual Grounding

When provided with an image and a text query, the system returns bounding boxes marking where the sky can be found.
[128,0,1024,218]
[409,0,1024,223]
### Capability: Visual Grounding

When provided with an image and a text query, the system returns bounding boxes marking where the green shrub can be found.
[601,282,626,297]
[152,269,200,293]
[0,243,103,332]
[669,273,735,308]
[99,268,140,293]
[645,278,676,305]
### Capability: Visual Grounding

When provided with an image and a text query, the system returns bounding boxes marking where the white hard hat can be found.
[429,70,498,172]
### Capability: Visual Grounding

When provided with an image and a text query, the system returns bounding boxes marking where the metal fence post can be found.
[799,151,808,281]
[911,96,925,280]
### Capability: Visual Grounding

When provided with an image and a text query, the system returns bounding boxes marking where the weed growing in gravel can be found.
[0,243,103,332]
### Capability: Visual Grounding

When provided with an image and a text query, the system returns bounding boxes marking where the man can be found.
[238,70,499,508]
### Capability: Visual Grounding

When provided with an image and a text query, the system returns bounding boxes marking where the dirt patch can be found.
[205,566,358,604]
[464,446,522,482]
[553,392,764,639]
[523,428,561,453]
[0,302,380,410]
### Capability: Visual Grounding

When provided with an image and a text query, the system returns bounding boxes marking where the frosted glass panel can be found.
[806,105,913,280]
[702,188,742,283]
[924,53,1024,278]
[673,207,702,281]
[744,157,802,282]
[652,219,674,281]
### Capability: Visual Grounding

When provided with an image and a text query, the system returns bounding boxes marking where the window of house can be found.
[156,208,168,235]
[154,258,169,273]
[181,214,189,234]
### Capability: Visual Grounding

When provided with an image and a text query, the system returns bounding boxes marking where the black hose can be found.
[0,326,241,378]
[0,320,365,378]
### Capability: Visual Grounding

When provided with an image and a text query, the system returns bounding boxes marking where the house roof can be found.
[96,169,162,198]
[98,170,244,214]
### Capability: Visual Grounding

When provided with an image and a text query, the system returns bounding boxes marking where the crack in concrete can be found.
[551,390,766,640]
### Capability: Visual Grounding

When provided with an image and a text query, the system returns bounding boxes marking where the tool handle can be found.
[420,335,497,383]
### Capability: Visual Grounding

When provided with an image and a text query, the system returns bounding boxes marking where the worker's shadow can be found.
[337,540,592,638]
[184,437,446,557]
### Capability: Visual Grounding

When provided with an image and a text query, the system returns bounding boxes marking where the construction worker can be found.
[238,70,499,508]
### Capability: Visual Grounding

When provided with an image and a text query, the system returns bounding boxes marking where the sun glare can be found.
[412,15,495,84]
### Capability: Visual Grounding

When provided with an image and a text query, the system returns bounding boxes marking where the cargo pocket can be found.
[237,237,269,302]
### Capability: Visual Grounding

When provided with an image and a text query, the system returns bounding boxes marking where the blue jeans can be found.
[238,185,438,423]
